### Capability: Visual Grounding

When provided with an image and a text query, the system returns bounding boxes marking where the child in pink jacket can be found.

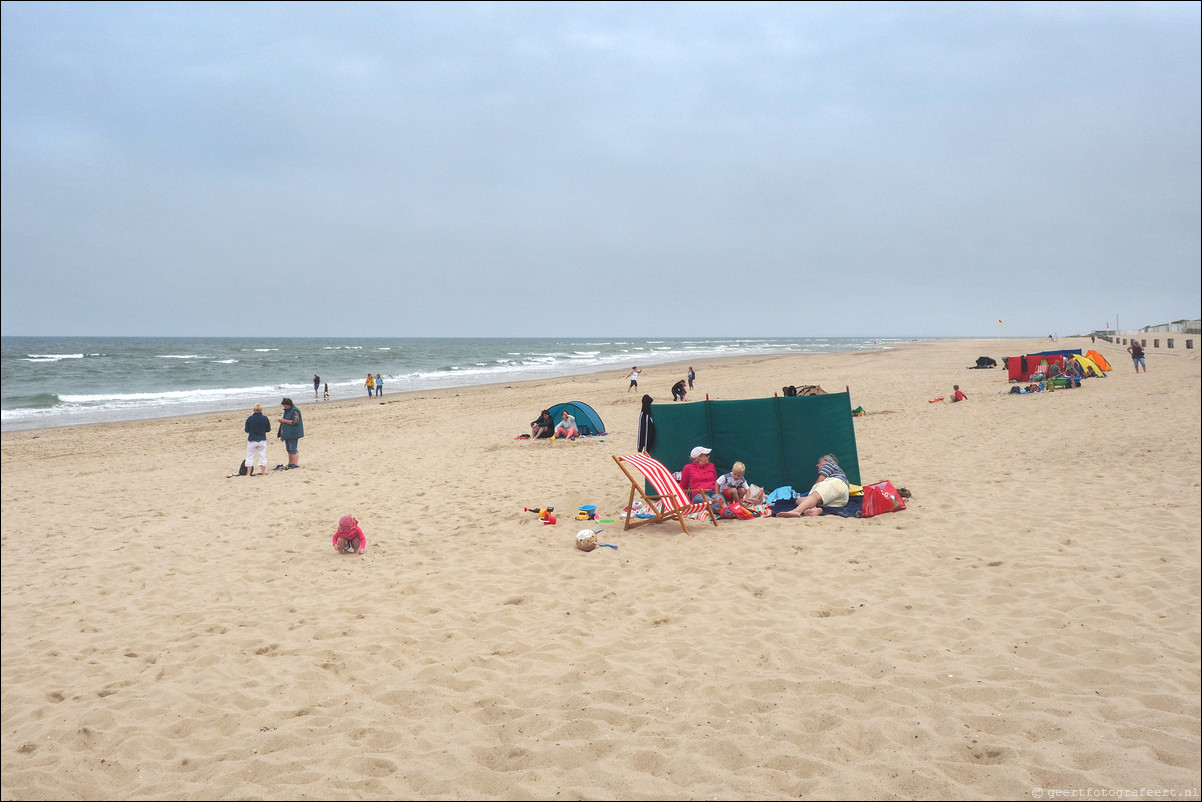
[333,515,366,555]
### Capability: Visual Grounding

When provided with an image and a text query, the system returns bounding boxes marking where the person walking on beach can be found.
[243,403,271,476]
[278,398,304,468]
[323,383,329,401]
[375,373,383,397]
[1127,339,1147,373]
[313,374,320,399]
[627,367,642,392]
[365,373,375,397]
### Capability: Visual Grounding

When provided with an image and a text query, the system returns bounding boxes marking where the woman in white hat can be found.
[679,446,726,514]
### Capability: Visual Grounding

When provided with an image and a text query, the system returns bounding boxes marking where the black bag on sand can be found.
[238,460,249,476]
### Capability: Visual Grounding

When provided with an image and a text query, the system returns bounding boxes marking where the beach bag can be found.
[238,459,249,476]
[861,480,906,518]
[725,502,755,520]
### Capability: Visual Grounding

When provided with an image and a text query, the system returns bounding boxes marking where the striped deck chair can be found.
[612,454,718,535]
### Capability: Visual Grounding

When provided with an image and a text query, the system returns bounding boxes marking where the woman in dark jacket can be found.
[530,409,554,439]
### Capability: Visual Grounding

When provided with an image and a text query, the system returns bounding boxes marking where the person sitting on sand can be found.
[717,461,762,504]
[680,446,727,514]
[554,410,579,439]
[333,515,366,555]
[776,455,849,518]
[530,409,554,439]
[951,385,967,402]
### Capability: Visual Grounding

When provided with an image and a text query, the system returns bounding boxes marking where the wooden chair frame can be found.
[612,454,718,535]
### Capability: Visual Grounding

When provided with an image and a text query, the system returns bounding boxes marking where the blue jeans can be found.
[691,490,723,513]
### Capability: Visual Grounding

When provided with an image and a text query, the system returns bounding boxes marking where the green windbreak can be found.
[647,393,861,493]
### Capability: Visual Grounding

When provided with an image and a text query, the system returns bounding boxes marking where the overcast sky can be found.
[2,2,1199,338]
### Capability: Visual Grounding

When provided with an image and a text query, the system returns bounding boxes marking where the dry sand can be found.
[2,337,1199,800]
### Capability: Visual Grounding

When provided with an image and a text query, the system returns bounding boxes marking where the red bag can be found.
[861,480,906,518]
[727,502,755,519]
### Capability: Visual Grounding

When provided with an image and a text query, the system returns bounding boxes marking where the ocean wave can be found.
[60,384,283,405]
[1,392,63,410]
[2,336,903,431]
[24,354,84,362]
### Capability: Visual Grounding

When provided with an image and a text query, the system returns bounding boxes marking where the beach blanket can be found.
[768,496,864,517]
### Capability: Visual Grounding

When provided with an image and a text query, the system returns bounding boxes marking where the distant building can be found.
[1092,319,1198,351]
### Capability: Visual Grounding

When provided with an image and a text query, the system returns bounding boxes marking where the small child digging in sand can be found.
[333,515,366,555]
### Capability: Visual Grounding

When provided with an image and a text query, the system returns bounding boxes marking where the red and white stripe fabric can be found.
[620,453,712,521]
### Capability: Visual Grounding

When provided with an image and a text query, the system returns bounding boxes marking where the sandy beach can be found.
[2,336,1199,801]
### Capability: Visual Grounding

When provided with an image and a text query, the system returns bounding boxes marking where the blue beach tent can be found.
[548,401,607,437]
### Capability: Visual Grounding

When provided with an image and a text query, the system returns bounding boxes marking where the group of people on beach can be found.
[677,445,850,519]
[364,373,384,397]
[528,409,580,440]
[242,398,304,475]
[242,392,364,555]
[627,365,696,401]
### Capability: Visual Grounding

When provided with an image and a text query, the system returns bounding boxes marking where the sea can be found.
[1,336,910,431]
